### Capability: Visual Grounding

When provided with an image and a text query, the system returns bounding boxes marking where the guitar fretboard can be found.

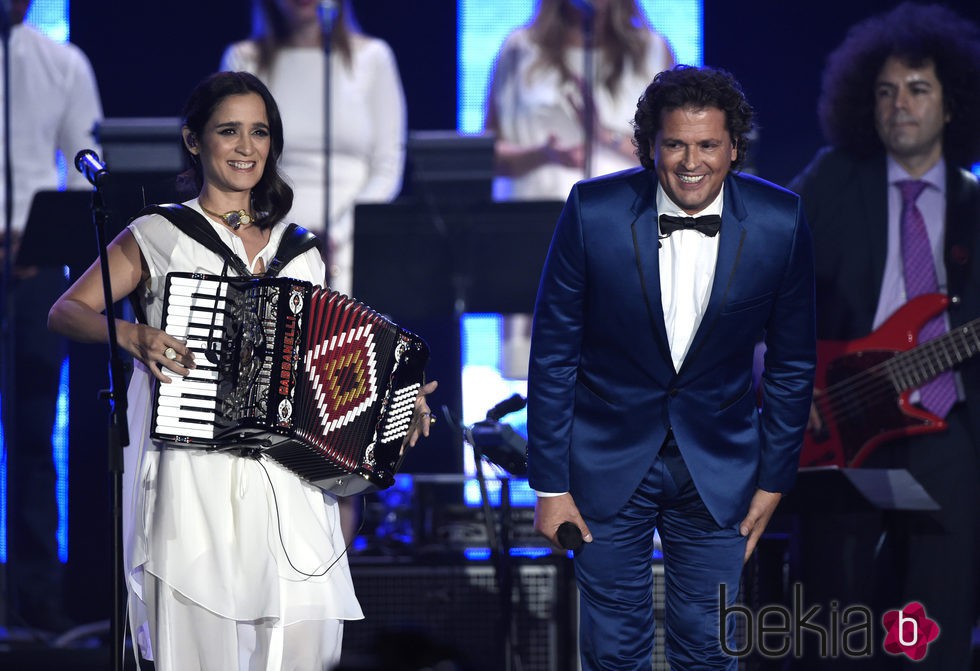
[884,317,980,391]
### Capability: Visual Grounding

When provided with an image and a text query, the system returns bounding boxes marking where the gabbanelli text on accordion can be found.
[150,272,429,496]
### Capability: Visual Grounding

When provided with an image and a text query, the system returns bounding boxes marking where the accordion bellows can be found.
[151,272,429,496]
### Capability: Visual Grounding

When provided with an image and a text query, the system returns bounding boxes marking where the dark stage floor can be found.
[2,622,980,670]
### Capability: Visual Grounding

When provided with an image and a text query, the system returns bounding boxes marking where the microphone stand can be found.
[468,439,517,671]
[77,155,129,671]
[466,397,528,671]
[319,2,335,279]
[581,3,596,180]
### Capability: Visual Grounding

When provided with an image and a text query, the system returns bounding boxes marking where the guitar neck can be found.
[886,317,980,391]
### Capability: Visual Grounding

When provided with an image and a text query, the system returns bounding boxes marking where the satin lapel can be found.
[631,199,673,366]
[681,207,747,373]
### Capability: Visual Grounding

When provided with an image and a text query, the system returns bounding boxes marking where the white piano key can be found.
[156,395,216,410]
[156,406,217,423]
[154,421,215,440]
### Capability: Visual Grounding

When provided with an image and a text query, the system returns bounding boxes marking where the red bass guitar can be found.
[799,293,980,468]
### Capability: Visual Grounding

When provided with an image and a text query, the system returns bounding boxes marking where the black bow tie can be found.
[658,213,722,238]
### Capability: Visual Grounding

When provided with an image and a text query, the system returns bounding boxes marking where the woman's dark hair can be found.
[178,71,292,228]
[818,2,980,165]
[633,65,754,172]
[252,0,358,72]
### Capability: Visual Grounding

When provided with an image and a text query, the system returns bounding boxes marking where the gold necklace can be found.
[201,205,254,230]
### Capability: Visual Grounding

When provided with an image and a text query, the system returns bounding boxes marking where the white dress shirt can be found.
[656,185,724,371]
[0,23,103,235]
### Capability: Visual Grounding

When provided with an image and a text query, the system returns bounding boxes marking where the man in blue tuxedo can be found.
[526,65,816,670]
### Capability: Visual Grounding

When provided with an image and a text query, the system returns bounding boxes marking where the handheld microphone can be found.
[486,393,527,421]
[556,522,584,551]
[75,149,108,187]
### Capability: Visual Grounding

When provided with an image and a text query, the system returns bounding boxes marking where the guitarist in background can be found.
[790,3,980,669]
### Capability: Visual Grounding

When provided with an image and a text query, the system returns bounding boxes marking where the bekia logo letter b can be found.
[882,602,939,661]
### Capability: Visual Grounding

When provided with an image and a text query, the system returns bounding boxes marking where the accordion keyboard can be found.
[154,274,230,440]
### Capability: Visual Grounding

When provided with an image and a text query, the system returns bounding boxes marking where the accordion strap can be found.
[137,203,253,277]
[137,204,319,278]
[265,223,319,278]
[129,204,320,324]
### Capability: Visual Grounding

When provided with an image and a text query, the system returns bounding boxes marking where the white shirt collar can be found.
[885,154,946,195]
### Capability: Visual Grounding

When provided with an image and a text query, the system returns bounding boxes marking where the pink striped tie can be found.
[898,179,957,418]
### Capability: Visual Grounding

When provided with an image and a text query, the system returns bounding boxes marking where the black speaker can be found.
[338,556,576,671]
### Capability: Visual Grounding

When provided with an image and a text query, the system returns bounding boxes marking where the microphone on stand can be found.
[317,0,337,36]
[75,149,109,187]
[486,393,527,421]
[569,0,595,18]
[0,0,12,42]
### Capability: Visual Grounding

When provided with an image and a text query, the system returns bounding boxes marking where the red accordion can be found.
[151,272,429,495]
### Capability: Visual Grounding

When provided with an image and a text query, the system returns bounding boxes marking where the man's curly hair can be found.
[818,2,980,166]
[633,65,754,172]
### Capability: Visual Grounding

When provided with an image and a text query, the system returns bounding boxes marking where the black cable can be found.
[255,456,362,578]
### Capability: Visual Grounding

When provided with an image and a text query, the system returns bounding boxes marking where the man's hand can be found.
[806,399,824,434]
[739,488,782,563]
[534,493,592,550]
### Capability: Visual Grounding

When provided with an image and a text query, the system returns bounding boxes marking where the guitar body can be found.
[800,294,950,468]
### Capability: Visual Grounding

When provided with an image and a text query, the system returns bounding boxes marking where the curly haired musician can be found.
[48,71,435,670]
[790,3,980,669]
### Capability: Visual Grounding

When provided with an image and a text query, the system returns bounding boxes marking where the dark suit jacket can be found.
[526,167,816,528]
[790,147,980,442]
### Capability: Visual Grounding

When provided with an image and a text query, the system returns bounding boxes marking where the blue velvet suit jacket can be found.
[526,167,816,528]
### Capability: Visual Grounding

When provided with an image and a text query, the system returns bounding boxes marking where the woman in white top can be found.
[220,0,407,297]
[48,71,435,671]
[486,0,675,201]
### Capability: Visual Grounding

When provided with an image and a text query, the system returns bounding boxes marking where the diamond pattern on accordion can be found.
[307,324,379,433]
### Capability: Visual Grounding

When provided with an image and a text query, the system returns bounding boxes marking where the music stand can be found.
[404,130,495,208]
[780,466,939,515]
[95,117,185,234]
[352,198,563,477]
[352,199,564,319]
[16,190,104,271]
[462,200,564,314]
[351,201,455,320]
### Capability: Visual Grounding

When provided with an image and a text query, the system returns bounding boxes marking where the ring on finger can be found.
[163,346,178,360]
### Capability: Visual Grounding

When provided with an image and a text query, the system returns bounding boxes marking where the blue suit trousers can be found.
[574,435,747,670]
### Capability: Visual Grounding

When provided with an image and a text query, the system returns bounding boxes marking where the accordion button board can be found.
[150,272,430,496]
